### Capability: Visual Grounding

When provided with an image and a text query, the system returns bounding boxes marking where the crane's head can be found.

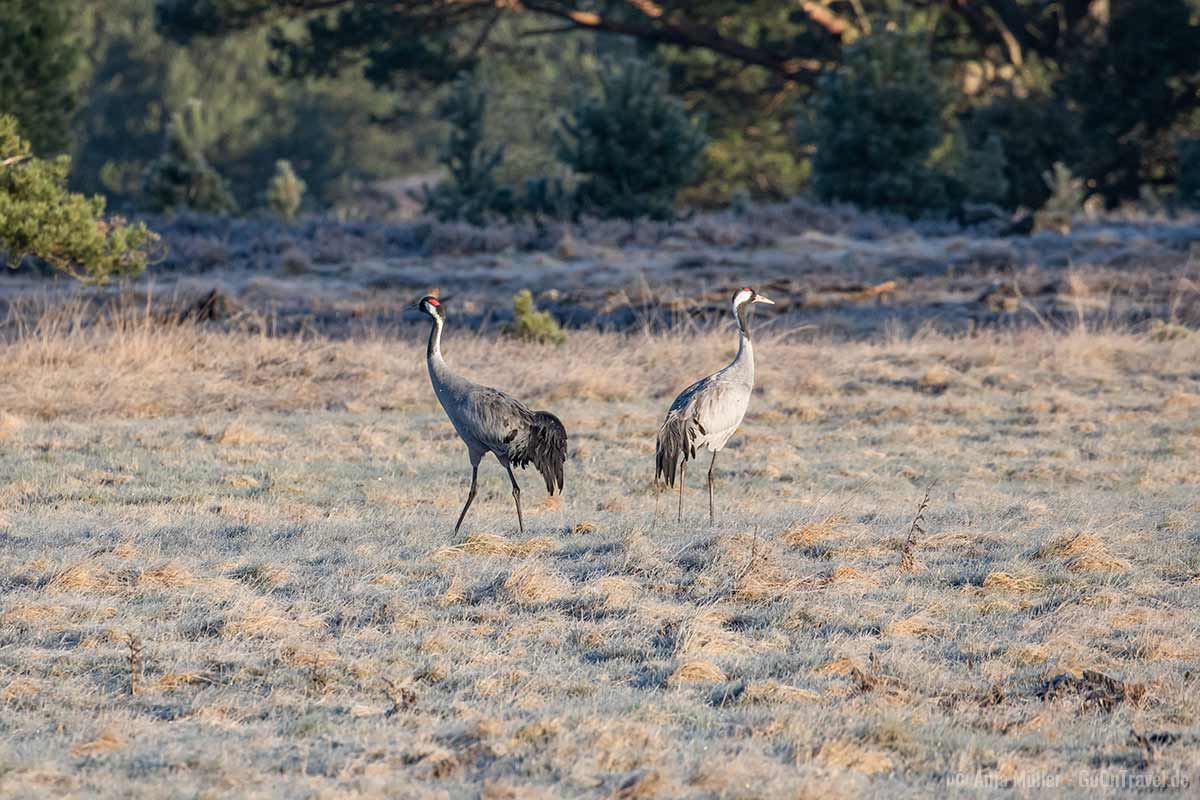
[417,295,444,321]
[732,287,775,313]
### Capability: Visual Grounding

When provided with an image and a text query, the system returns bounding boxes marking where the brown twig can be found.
[127,634,143,696]
[899,483,934,572]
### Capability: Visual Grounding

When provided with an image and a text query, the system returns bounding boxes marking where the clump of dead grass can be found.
[814,739,894,776]
[71,728,125,757]
[781,514,844,547]
[583,576,641,609]
[674,609,750,660]
[435,533,559,559]
[669,660,727,685]
[502,560,571,604]
[982,571,1043,592]
[221,598,325,640]
[1035,532,1130,573]
[738,681,820,705]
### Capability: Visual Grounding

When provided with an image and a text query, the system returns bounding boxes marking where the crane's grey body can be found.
[420,297,566,534]
[656,288,772,522]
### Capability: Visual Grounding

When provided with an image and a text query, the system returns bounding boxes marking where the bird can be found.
[655,286,774,523]
[417,295,567,534]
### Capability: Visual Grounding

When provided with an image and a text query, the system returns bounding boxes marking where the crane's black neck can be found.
[735,300,753,341]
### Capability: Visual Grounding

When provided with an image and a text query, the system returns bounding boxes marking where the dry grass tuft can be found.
[156,672,214,691]
[0,678,40,702]
[46,562,117,593]
[138,562,195,589]
[982,571,1043,592]
[1036,532,1130,573]
[584,576,641,609]
[215,419,269,446]
[739,681,820,705]
[222,598,324,640]
[814,657,863,677]
[1035,532,1102,559]
[815,739,894,776]
[674,610,749,660]
[669,660,727,685]
[436,533,559,559]
[71,729,125,757]
[1065,552,1131,573]
[503,560,571,604]
[0,411,26,441]
[782,514,843,547]
[440,575,467,606]
[884,615,942,638]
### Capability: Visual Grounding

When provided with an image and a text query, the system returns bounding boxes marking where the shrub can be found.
[1035,162,1085,233]
[809,31,952,217]
[0,115,158,283]
[420,74,512,225]
[267,160,306,222]
[964,91,1081,210]
[557,59,707,220]
[956,133,1010,209]
[1177,139,1200,210]
[142,100,237,214]
[503,289,566,345]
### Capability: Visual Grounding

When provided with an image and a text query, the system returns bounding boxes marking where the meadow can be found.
[1,286,1198,798]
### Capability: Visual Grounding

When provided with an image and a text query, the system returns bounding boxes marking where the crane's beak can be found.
[753,293,775,305]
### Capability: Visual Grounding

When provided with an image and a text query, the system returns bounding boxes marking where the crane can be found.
[655,287,774,523]
[417,295,567,534]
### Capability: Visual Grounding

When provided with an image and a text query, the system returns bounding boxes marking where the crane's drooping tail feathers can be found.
[655,412,705,487]
[511,411,567,494]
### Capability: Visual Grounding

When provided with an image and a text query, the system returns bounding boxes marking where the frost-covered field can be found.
[1,282,1198,796]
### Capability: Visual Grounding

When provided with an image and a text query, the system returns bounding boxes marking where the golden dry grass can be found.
[1,297,1198,797]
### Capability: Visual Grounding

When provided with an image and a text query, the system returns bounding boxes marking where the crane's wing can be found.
[656,374,744,487]
[460,387,535,453]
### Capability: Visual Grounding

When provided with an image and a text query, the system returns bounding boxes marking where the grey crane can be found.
[417,295,567,534]
[655,287,774,523]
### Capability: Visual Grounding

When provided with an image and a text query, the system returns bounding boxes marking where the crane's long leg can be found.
[503,462,525,534]
[677,459,686,523]
[707,451,718,525]
[453,461,481,535]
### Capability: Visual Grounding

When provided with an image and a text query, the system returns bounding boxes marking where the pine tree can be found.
[420,74,511,224]
[0,0,80,155]
[0,115,158,283]
[810,30,952,217]
[142,100,238,214]
[557,59,706,220]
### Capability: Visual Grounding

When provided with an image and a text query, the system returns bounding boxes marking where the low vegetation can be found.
[0,293,1197,796]
[503,289,567,346]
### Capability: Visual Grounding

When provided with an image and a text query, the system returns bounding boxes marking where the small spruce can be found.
[267,160,305,222]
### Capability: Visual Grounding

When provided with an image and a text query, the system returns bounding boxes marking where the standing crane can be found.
[417,295,567,534]
[655,287,774,523]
